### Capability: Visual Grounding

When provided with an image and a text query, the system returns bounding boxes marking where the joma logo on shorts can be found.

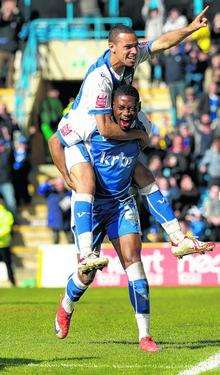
[100,152,134,167]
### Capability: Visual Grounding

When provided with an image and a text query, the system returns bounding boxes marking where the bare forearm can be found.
[152,25,193,52]
[151,6,209,53]
[104,124,144,141]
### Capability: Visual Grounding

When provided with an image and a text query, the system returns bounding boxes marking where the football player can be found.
[54,85,214,352]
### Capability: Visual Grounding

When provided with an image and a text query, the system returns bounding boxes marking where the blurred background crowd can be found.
[0,0,220,283]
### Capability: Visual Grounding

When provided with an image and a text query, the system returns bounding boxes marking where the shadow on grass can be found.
[0,301,56,306]
[158,339,220,349]
[0,356,99,370]
[0,358,41,371]
[87,339,220,350]
[51,357,99,361]
[88,340,137,345]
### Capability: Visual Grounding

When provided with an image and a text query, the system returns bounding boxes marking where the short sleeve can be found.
[87,71,113,116]
[56,119,81,147]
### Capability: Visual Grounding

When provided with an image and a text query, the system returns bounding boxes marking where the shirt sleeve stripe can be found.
[88,109,112,115]
[55,130,70,148]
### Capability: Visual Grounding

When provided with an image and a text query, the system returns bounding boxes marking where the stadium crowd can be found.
[0,0,219,247]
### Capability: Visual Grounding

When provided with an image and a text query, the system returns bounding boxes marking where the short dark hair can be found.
[108,24,135,43]
[112,84,140,104]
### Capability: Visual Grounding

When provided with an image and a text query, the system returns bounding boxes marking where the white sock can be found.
[135,313,150,340]
[126,261,146,280]
[62,273,87,313]
[161,218,185,244]
[62,293,75,314]
[78,232,93,257]
[126,262,151,341]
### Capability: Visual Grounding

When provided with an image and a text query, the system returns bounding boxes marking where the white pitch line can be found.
[178,352,220,375]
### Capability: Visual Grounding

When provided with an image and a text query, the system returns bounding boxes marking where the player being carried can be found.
[49,6,214,273]
[55,84,214,352]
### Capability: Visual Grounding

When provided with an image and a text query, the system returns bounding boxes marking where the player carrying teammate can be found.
[49,7,214,272]
[55,85,160,352]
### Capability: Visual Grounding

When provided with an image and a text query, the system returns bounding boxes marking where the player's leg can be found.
[112,234,158,352]
[107,197,158,352]
[55,206,107,339]
[133,161,215,257]
[65,143,108,271]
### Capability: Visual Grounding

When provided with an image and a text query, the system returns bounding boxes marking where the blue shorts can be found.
[92,196,141,249]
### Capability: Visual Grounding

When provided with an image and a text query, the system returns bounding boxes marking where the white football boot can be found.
[78,251,109,274]
[171,235,215,259]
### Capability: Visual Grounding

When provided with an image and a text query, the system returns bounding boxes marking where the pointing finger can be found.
[198,5,209,18]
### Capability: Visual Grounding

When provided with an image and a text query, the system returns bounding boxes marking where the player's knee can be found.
[70,163,95,195]
[123,255,141,269]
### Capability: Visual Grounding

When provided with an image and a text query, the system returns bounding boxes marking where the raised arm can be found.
[48,134,74,190]
[151,6,209,54]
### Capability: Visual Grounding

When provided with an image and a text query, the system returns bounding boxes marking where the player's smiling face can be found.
[113,94,138,131]
[110,32,138,67]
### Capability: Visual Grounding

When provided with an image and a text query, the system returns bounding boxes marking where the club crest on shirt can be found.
[60,124,72,136]
[95,93,107,108]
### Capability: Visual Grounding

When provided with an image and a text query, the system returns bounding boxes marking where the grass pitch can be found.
[0,287,220,374]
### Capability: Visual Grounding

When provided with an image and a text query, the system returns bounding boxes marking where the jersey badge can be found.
[95,94,107,108]
[60,124,72,137]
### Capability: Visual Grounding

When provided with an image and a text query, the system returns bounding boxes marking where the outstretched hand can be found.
[190,6,209,31]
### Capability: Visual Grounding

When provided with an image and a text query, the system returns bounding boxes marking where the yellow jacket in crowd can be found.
[191,26,211,53]
[0,204,14,248]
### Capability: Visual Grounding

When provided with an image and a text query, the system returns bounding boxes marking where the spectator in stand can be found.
[0,198,16,286]
[162,8,188,33]
[185,45,208,93]
[39,85,63,142]
[190,25,211,54]
[163,153,185,182]
[147,155,163,177]
[174,174,200,219]
[185,206,207,240]
[0,138,16,216]
[0,102,18,146]
[198,82,220,121]
[192,114,214,163]
[210,13,220,52]
[203,184,220,241]
[159,46,187,122]
[212,115,220,139]
[200,137,220,186]
[141,0,164,41]
[38,177,72,244]
[77,0,102,17]
[12,134,31,206]
[144,134,166,161]
[0,0,24,87]
[168,134,189,171]
[179,125,194,154]
[204,54,220,91]
[141,0,165,83]
[156,175,180,204]
[181,87,199,118]
[28,124,46,191]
